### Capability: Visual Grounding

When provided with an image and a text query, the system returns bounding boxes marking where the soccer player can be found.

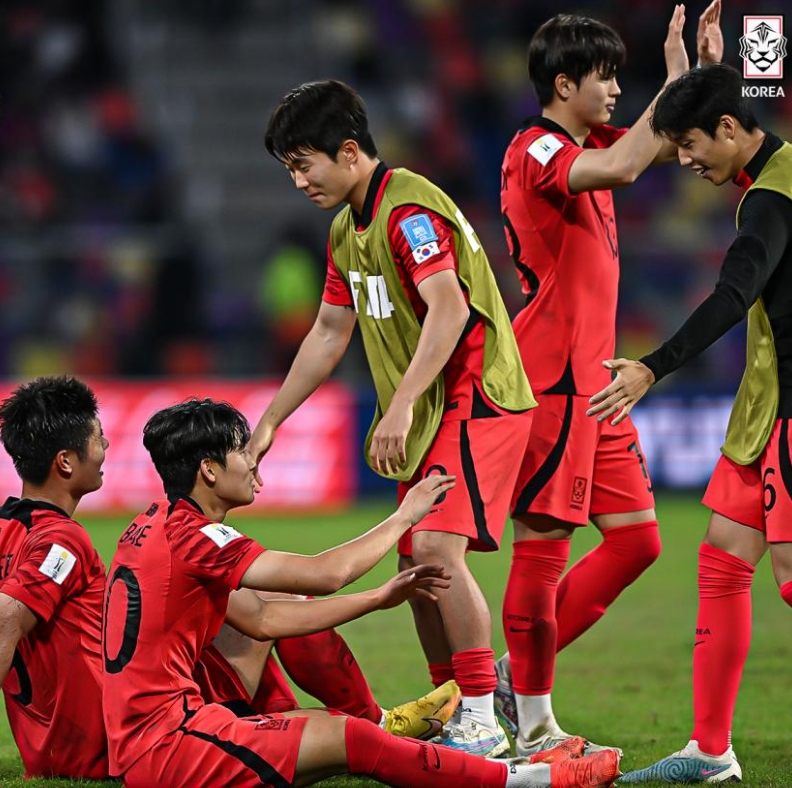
[102,398,620,788]
[0,376,109,779]
[198,594,462,739]
[251,79,537,756]
[588,63,790,784]
[496,1,723,757]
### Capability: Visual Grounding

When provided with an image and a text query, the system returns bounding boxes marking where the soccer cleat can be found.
[527,735,587,764]
[440,718,511,757]
[494,655,519,736]
[550,749,622,788]
[517,725,623,759]
[616,740,742,784]
[383,679,461,741]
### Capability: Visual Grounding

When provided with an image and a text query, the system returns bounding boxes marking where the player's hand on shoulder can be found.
[399,474,456,525]
[664,4,690,81]
[696,0,723,65]
[586,358,655,425]
[375,564,451,610]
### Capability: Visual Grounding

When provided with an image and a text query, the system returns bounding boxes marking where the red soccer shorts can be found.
[510,394,655,525]
[195,644,299,715]
[122,703,308,788]
[703,418,792,543]
[398,410,533,555]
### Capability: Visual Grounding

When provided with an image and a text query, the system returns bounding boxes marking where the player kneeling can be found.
[102,398,620,788]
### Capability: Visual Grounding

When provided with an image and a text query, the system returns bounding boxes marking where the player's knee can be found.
[633,523,662,569]
[410,532,467,568]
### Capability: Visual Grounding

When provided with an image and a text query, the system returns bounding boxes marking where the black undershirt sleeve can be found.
[640,189,792,383]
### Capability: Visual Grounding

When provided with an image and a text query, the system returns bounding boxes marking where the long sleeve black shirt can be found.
[641,132,792,416]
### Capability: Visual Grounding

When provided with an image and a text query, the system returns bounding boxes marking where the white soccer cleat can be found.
[440,718,511,758]
[617,739,741,784]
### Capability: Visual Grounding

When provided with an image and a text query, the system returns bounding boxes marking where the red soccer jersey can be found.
[102,496,264,777]
[0,497,108,779]
[501,117,627,395]
[323,165,508,420]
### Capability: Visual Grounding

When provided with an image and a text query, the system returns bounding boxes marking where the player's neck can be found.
[346,156,381,215]
[733,128,767,175]
[19,482,80,517]
[541,107,590,146]
[189,488,231,522]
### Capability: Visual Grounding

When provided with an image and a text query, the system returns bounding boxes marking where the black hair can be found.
[528,14,626,107]
[651,64,759,139]
[0,376,99,485]
[143,399,251,497]
[265,79,378,162]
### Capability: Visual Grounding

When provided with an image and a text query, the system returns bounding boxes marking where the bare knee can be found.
[410,531,468,568]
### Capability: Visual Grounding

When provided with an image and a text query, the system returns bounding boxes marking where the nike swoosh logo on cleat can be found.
[701,766,728,776]
[419,718,444,740]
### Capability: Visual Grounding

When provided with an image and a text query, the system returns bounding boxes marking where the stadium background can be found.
[0,0,789,509]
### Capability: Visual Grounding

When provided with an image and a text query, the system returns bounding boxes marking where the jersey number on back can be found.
[103,566,142,674]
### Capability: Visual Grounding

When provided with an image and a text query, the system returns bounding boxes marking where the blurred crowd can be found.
[0,0,790,387]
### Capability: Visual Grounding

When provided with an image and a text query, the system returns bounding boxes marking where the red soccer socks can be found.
[556,521,661,651]
[691,542,754,756]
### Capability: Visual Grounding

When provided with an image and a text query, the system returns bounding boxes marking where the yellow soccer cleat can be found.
[384,679,462,740]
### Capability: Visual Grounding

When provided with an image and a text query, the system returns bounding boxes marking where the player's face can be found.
[71,418,108,495]
[570,70,621,126]
[674,125,738,185]
[285,150,357,210]
[213,448,258,508]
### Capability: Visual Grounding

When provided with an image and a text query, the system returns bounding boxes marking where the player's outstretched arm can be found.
[370,270,469,475]
[567,4,689,193]
[586,359,655,425]
[248,301,356,464]
[240,474,455,595]
[0,593,37,688]
[226,564,450,641]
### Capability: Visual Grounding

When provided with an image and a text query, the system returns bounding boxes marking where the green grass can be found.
[1,494,790,786]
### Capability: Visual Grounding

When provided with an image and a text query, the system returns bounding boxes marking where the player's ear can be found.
[339,139,359,167]
[719,114,737,140]
[554,73,572,100]
[199,458,217,485]
[54,449,73,479]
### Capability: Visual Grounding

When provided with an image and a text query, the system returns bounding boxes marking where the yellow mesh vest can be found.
[329,168,535,480]
[722,142,792,464]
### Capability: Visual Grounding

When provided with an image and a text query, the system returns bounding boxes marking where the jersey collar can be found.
[166,494,204,517]
[519,115,578,146]
[0,496,70,529]
[734,131,782,189]
[353,161,391,230]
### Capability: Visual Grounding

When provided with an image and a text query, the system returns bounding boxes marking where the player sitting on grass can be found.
[0,376,109,779]
[102,397,621,788]
[589,63,792,784]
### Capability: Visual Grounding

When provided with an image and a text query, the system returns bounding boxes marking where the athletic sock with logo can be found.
[276,628,381,722]
[555,521,661,651]
[691,542,754,756]
[345,716,509,787]
[504,539,569,698]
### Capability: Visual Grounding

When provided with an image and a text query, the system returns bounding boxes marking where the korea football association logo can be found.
[740,16,787,79]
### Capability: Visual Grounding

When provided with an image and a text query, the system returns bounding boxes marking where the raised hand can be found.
[398,474,456,525]
[697,0,723,65]
[665,4,690,81]
[586,358,656,425]
[376,564,451,609]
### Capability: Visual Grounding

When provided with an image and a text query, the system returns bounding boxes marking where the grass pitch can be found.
[0,494,790,787]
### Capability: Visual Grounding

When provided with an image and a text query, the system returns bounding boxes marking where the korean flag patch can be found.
[412,241,441,264]
[399,214,439,250]
[38,544,77,585]
[200,522,243,548]
[527,134,564,166]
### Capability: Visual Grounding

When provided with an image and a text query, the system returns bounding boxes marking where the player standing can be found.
[495,2,723,756]
[251,79,536,756]
[589,63,791,784]
[0,376,109,779]
[102,398,619,788]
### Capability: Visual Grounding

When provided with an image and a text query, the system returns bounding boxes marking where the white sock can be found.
[505,762,551,787]
[515,692,557,740]
[460,692,497,729]
[377,708,386,728]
